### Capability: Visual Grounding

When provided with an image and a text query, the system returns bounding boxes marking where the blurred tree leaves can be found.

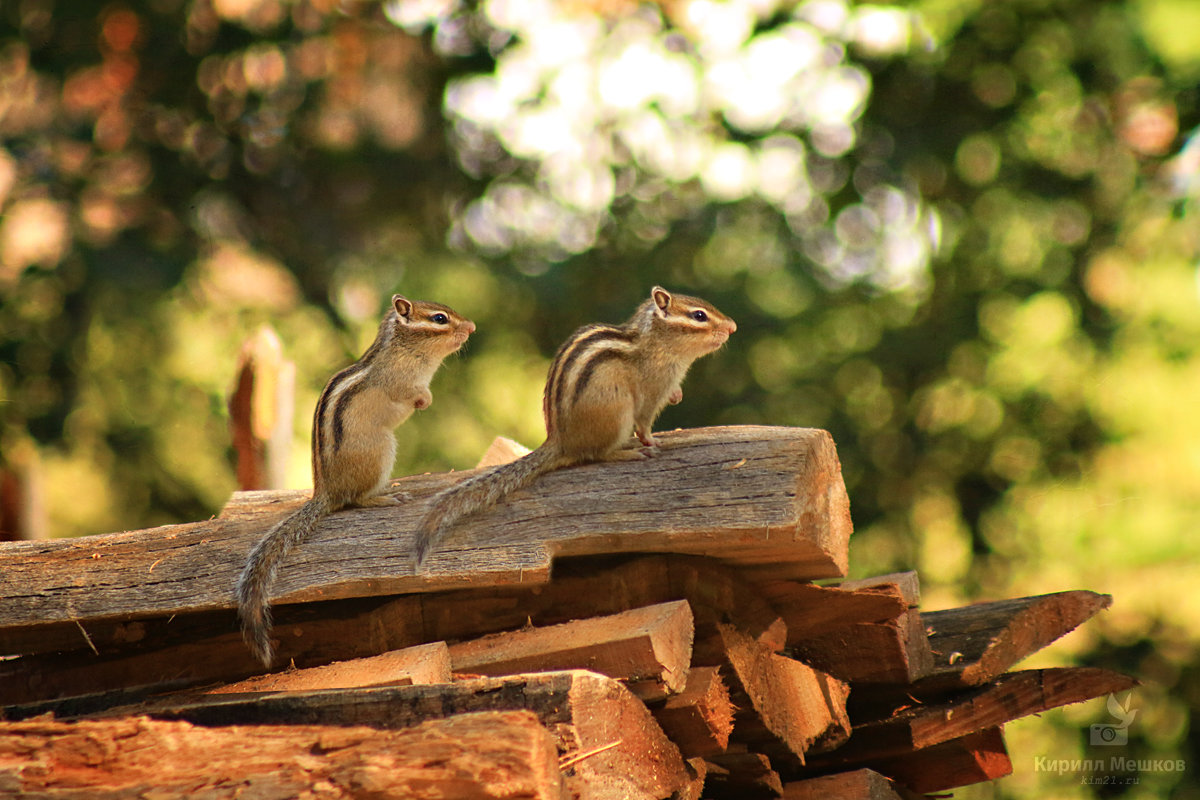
[2,0,1199,794]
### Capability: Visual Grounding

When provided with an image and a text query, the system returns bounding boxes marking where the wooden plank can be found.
[650,666,734,758]
[0,426,851,641]
[869,728,1012,793]
[808,667,1136,768]
[920,591,1113,689]
[449,600,693,699]
[1,557,777,711]
[767,572,933,684]
[205,641,450,694]
[0,710,564,799]
[704,750,784,799]
[0,595,428,709]
[715,623,851,768]
[91,671,691,800]
[782,769,909,800]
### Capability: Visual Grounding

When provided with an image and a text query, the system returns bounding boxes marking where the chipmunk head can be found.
[390,294,475,357]
[643,286,736,355]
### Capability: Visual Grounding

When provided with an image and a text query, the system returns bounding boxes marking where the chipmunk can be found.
[414,285,735,567]
[236,294,475,666]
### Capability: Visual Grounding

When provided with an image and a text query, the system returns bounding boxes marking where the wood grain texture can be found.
[809,667,1137,767]
[449,600,694,698]
[867,728,1013,794]
[0,711,564,800]
[782,769,908,800]
[650,666,734,758]
[0,426,850,639]
[920,590,1113,689]
[90,670,691,800]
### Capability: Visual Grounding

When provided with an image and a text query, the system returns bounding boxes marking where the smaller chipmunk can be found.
[414,285,735,567]
[236,294,474,666]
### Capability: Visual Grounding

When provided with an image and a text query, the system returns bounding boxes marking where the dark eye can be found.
[431,313,449,325]
[690,310,708,322]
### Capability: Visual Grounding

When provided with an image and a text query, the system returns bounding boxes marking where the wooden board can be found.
[919,591,1113,689]
[782,769,909,800]
[0,426,851,642]
[449,600,694,699]
[205,641,451,694]
[88,670,691,800]
[0,557,779,710]
[807,667,1136,768]
[868,727,1013,793]
[0,710,565,799]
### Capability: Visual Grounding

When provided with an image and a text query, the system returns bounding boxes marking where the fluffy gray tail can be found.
[415,446,565,568]
[235,496,330,666]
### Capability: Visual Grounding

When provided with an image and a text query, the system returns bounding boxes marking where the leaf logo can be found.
[1106,693,1138,729]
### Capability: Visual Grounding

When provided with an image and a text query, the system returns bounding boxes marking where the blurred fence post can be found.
[228,326,295,491]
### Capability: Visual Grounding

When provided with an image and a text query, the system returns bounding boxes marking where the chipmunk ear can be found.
[651,286,672,315]
[392,294,414,321]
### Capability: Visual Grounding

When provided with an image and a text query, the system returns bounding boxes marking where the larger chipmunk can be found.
[237,294,475,666]
[414,285,735,567]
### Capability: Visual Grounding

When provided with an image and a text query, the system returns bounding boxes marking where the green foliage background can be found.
[2,0,1198,794]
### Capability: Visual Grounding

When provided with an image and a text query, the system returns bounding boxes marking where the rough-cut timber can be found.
[868,728,1013,793]
[782,573,934,684]
[809,667,1136,769]
[448,600,694,699]
[0,426,850,642]
[704,751,784,799]
[649,666,734,758]
[715,623,851,767]
[206,642,451,694]
[95,671,690,800]
[919,591,1113,690]
[782,769,909,800]
[0,711,564,800]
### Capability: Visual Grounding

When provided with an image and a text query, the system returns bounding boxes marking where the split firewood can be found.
[712,623,851,768]
[0,710,564,800]
[919,590,1113,690]
[808,667,1136,769]
[649,666,734,758]
[780,572,934,684]
[867,727,1013,793]
[90,670,691,800]
[448,600,693,700]
[204,641,450,694]
[782,768,912,800]
[704,750,784,799]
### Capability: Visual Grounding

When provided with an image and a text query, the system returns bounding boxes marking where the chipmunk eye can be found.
[690,310,708,322]
[431,313,449,325]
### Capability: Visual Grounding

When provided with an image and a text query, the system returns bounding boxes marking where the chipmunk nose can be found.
[726,319,737,333]
[463,321,477,334]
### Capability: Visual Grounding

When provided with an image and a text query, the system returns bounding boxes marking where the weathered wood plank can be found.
[0,426,850,640]
[207,641,451,694]
[704,750,784,799]
[781,573,934,684]
[448,600,694,699]
[93,671,690,800]
[920,590,1113,689]
[808,667,1136,768]
[0,711,564,799]
[0,557,777,710]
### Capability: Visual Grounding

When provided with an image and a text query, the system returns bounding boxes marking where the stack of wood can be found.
[0,426,1132,799]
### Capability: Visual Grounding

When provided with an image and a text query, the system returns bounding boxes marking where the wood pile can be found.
[0,426,1132,799]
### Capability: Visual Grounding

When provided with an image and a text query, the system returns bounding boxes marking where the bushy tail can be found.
[415,446,566,568]
[235,496,331,666]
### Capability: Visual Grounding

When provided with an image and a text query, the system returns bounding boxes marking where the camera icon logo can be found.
[1090,723,1128,746]
[1090,693,1137,747]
